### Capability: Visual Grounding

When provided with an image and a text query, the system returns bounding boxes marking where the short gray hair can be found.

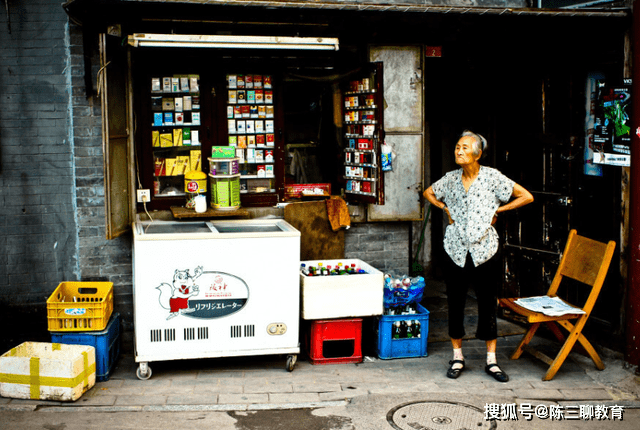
[461,130,487,159]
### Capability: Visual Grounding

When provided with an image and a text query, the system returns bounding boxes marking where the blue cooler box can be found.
[376,304,429,359]
[51,312,120,381]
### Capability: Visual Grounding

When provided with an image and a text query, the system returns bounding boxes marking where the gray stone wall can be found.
[66,25,134,332]
[345,223,410,276]
[0,0,78,349]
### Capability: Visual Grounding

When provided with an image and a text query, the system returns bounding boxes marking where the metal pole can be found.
[626,0,640,366]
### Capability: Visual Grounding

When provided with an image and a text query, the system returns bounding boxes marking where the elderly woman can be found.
[424,130,533,383]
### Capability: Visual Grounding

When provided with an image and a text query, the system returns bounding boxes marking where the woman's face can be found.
[454,136,481,167]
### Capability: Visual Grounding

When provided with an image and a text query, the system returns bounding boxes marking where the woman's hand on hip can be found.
[445,207,454,225]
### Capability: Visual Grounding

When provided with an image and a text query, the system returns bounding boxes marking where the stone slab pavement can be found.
[1,334,638,417]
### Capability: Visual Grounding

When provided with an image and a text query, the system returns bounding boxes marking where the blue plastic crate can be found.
[376,304,429,359]
[51,312,120,381]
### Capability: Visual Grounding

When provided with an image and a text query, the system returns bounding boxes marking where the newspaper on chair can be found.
[514,295,586,317]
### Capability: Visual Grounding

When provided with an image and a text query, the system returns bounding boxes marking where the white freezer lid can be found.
[133,218,300,240]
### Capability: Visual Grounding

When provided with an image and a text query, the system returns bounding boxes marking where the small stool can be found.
[307,318,363,365]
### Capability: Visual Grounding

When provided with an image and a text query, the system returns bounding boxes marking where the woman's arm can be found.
[495,183,534,215]
[424,186,454,224]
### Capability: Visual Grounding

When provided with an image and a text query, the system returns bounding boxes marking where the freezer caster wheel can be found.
[286,355,297,372]
[136,363,152,380]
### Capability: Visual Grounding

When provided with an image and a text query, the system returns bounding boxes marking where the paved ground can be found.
[1,334,638,416]
[2,279,639,427]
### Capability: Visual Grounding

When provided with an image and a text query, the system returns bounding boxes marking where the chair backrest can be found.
[547,230,616,313]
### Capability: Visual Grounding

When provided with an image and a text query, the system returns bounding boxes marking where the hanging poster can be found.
[592,78,631,167]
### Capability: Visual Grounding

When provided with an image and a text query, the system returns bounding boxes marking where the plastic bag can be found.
[381,142,393,172]
[383,274,425,308]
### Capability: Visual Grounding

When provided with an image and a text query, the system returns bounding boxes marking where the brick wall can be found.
[0,0,78,350]
[66,24,134,326]
[345,222,410,275]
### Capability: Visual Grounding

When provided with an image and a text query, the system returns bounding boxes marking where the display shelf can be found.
[345,134,376,138]
[344,105,378,111]
[345,190,376,197]
[344,89,377,95]
[341,65,384,205]
[344,148,375,153]
[240,189,276,194]
[240,174,276,179]
[148,74,205,201]
[344,176,376,181]
[225,72,281,206]
[345,162,377,168]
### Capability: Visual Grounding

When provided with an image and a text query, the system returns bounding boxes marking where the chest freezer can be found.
[132,218,301,379]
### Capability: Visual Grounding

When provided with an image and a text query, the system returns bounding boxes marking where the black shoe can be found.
[485,363,509,382]
[446,360,466,379]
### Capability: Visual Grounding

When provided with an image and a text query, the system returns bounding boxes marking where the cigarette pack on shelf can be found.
[51,313,120,382]
[376,304,429,360]
[307,318,363,365]
[46,282,114,332]
[299,259,383,320]
[0,342,96,401]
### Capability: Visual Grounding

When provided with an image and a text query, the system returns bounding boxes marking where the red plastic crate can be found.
[307,318,363,365]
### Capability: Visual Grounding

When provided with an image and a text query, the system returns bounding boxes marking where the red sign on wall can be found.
[425,46,442,58]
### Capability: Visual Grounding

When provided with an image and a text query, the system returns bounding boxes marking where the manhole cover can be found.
[387,401,496,430]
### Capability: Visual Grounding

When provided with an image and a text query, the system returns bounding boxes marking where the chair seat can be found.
[498,298,583,323]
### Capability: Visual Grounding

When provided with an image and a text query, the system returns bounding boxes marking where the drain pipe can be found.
[627,0,640,367]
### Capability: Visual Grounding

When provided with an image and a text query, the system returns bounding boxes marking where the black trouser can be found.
[444,252,499,341]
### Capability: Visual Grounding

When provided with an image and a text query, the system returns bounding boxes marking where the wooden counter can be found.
[170,206,251,219]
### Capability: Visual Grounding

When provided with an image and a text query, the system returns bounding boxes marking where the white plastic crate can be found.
[0,342,96,402]
[300,259,383,320]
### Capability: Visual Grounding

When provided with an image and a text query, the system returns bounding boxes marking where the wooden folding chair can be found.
[499,229,616,380]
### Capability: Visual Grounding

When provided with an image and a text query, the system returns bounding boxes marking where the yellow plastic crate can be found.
[46,282,113,332]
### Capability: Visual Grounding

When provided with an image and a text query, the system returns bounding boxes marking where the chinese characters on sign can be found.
[484,403,624,421]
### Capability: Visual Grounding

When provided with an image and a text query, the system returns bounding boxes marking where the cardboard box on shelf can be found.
[284,183,331,200]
